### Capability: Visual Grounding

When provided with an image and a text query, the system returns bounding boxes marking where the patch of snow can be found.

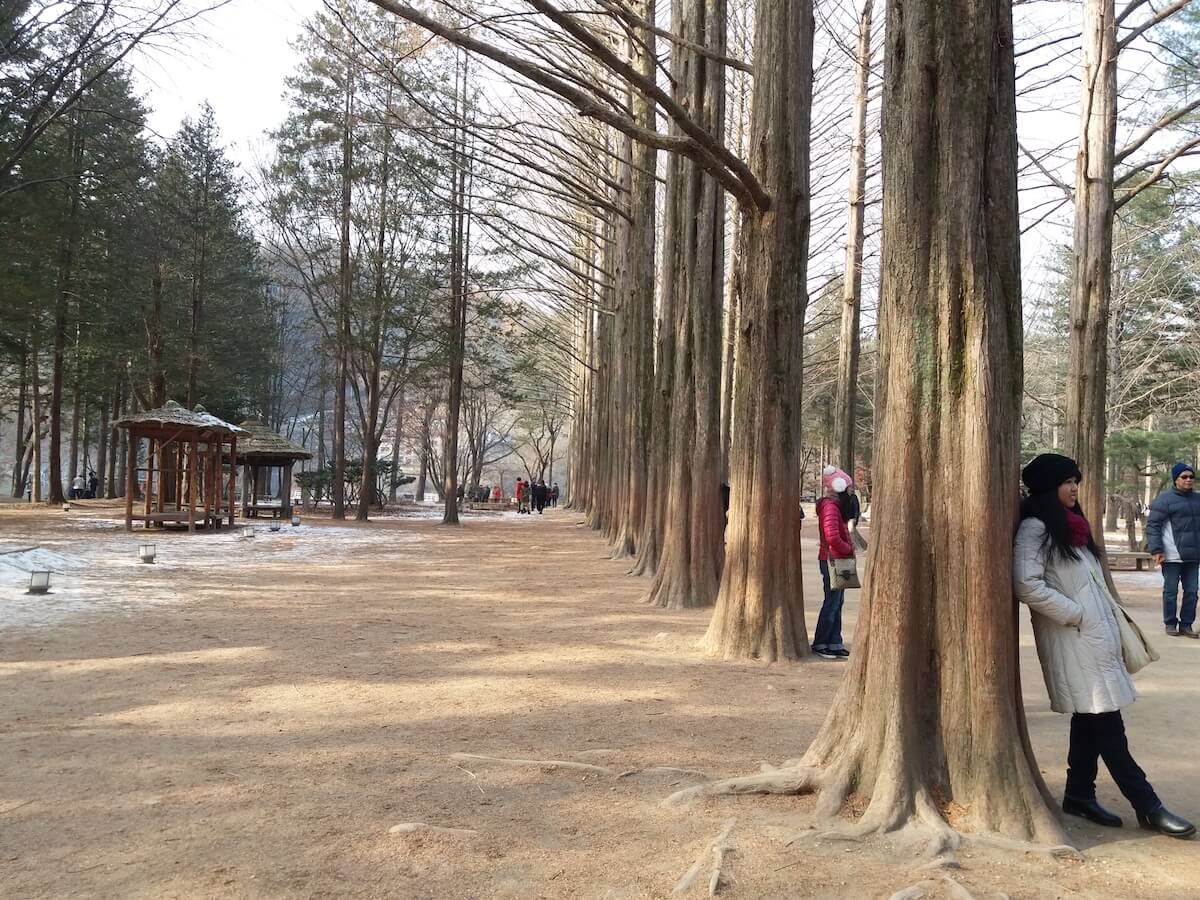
[0,518,423,630]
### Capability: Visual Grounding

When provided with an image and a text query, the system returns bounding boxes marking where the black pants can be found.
[1066,711,1160,814]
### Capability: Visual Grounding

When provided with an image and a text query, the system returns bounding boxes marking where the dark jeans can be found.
[1066,711,1161,814]
[813,560,846,651]
[1161,561,1199,629]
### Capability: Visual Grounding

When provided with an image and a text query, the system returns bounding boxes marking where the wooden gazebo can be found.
[115,401,243,532]
[234,418,312,519]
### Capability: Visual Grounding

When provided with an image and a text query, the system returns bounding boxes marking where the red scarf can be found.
[1065,508,1091,547]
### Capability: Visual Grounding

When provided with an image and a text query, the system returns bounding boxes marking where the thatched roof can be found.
[115,400,244,435]
[235,418,313,462]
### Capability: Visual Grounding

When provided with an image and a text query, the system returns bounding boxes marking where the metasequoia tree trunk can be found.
[441,48,470,526]
[568,237,597,512]
[68,371,81,486]
[1065,0,1116,539]
[11,352,27,497]
[833,0,873,471]
[595,171,622,538]
[718,0,750,479]
[799,0,1065,841]
[357,104,392,522]
[148,262,167,407]
[186,156,211,408]
[610,14,658,555]
[687,0,1068,846]
[645,0,726,609]
[700,0,812,654]
[48,102,84,506]
[30,337,42,502]
[389,387,406,502]
[332,66,354,521]
[111,392,126,499]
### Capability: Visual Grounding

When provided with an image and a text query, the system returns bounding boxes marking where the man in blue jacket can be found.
[1146,462,1200,638]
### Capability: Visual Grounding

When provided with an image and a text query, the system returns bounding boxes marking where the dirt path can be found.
[1,504,1197,899]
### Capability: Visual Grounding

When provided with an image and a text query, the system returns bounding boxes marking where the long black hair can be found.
[836,491,854,522]
[1019,490,1101,562]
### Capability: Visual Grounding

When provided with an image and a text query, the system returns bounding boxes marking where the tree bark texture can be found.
[358,109,392,522]
[645,0,726,609]
[10,351,27,497]
[833,0,873,471]
[701,0,812,655]
[333,67,355,521]
[441,49,470,526]
[30,337,42,502]
[48,103,84,505]
[1065,0,1117,537]
[797,0,1065,843]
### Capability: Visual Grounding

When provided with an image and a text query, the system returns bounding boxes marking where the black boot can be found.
[1136,806,1197,838]
[1063,796,1123,828]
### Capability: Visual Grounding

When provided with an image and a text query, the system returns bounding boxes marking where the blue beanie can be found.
[1173,462,1195,482]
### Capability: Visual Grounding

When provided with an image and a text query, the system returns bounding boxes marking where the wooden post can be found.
[203,437,213,527]
[144,437,155,528]
[227,435,237,527]
[154,438,164,518]
[188,433,198,533]
[283,461,294,517]
[241,463,250,516]
[124,430,136,531]
[175,441,184,511]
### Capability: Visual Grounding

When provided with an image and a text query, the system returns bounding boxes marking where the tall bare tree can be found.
[676,0,1068,845]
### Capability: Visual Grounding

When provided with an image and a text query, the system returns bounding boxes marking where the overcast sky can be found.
[131,0,322,171]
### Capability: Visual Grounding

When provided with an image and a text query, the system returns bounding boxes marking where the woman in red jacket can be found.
[813,466,856,660]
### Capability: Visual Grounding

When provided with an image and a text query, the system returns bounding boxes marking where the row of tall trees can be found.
[360,0,1199,847]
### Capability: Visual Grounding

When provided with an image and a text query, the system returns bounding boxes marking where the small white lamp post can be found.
[138,543,156,564]
[61,503,70,512]
[27,571,51,594]
[269,521,281,532]
[291,512,301,527]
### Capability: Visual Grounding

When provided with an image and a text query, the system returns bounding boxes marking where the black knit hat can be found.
[1022,453,1083,495]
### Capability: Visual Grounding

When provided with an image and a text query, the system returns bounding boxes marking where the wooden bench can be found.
[245,504,285,519]
[466,499,511,511]
[128,511,225,529]
[1109,550,1155,571]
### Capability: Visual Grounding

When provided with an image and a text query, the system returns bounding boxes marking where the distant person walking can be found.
[70,474,84,500]
[515,478,528,514]
[492,485,502,502]
[550,483,559,507]
[533,478,548,514]
[1146,462,1200,638]
[812,466,855,660]
[1014,453,1194,837]
[88,472,98,499]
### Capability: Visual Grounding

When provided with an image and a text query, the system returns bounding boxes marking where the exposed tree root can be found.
[451,753,708,784]
[940,875,978,900]
[672,818,735,895]
[886,877,978,900]
[449,753,615,775]
[388,822,478,836]
[967,834,1082,862]
[663,767,820,807]
[618,766,709,780]
[666,758,1077,870]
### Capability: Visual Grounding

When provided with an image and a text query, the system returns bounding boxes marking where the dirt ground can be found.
[1,502,1198,900]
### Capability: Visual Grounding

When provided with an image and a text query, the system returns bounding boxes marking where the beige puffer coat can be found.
[1013,518,1136,715]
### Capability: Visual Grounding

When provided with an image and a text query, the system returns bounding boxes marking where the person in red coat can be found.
[813,465,856,660]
